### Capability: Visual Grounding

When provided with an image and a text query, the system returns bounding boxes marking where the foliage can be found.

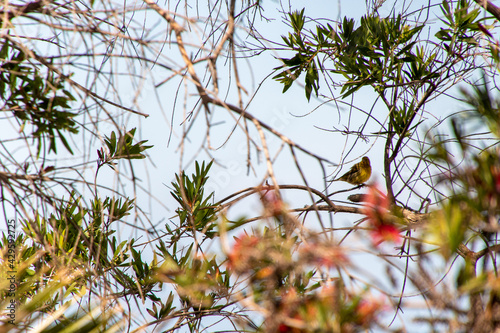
[97,128,153,169]
[1,0,500,332]
[0,38,78,156]
[169,161,218,239]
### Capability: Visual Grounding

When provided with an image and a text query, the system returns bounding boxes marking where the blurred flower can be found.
[227,233,260,274]
[362,184,401,246]
[273,286,385,332]
[256,266,275,279]
[227,231,294,286]
[370,224,401,245]
[261,188,286,217]
[299,242,349,269]
[276,288,303,333]
[354,296,385,327]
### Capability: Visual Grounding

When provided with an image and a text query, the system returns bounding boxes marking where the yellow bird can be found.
[331,156,372,185]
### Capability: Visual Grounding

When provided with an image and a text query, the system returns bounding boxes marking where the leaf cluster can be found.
[274,1,486,102]
[0,38,78,156]
[97,128,153,169]
[427,76,500,252]
[170,161,218,239]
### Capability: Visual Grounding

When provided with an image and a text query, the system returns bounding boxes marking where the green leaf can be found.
[290,9,305,33]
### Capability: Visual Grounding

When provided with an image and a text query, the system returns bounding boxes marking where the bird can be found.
[331,156,372,185]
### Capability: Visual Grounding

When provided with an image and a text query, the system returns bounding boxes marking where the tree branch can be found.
[473,0,500,20]
[0,0,47,21]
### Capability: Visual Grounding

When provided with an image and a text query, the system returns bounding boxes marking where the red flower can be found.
[492,166,500,194]
[362,184,401,246]
[370,224,401,245]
